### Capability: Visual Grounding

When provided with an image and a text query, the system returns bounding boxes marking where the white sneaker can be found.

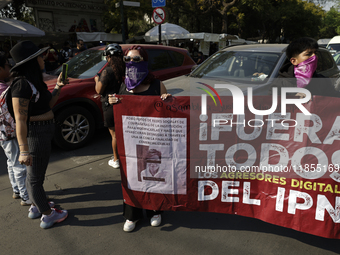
[108,158,120,168]
[150,214,161,227]
[123,220,138,232]
[21,199,32,206]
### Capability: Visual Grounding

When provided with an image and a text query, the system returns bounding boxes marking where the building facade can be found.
[25,0,106,32]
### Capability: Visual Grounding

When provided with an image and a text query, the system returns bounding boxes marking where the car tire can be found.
[53,106,95,150]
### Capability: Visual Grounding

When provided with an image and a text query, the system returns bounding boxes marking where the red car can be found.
[44,44,196,150]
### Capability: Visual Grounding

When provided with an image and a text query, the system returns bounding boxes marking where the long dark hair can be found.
[108,55,125,84]
[124,45,155,85]
[0,51,7,68]
[11,57,47,92]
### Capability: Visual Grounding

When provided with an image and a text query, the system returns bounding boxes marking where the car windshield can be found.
[327,44,340,52]
[190,50,281,83]
[51,49,107,79]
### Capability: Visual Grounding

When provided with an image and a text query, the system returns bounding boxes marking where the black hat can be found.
[10,40,49,71]
[103,43,123,57]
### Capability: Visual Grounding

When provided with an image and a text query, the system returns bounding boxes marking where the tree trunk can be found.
[221,13,228,33]
[219,0,238,33]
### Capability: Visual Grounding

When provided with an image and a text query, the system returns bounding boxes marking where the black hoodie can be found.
[270,62,340,97]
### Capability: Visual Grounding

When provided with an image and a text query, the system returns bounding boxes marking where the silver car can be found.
[164,44,340,96]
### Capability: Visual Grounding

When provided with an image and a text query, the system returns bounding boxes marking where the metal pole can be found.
[120,0,126,44]
[158,24,161,44]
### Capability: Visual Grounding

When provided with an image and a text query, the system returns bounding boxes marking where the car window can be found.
[168,50,185,66]
[316,50,334,72]
[190,51,281,83]
[327,44,340,52]
[147,49,178,71]
[333,53,340,65]
[51,50,107,79]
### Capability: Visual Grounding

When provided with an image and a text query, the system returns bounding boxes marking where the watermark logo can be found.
[197,82,222,121]
[199,84,312,117]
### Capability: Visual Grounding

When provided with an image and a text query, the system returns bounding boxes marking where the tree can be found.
[235,0,324,42]
[319,7,340,38]
[103,0,156,39]
[199,0,239,33]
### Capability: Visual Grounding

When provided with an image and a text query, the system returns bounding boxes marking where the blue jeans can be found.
[0,139,29,200]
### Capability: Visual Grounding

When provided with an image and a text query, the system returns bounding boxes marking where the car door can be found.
[316,49,340,78]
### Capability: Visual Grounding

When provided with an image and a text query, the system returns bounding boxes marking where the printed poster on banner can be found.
[113,83,340,239]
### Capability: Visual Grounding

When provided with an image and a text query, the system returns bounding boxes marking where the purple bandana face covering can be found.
[125,61,149,90]
[294,55,318,88]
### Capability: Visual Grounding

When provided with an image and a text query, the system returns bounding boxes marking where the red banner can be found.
[114,95,340,239]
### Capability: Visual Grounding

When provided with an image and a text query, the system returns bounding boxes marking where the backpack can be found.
[0,79,40,141]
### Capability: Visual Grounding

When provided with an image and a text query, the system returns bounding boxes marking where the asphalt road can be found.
[1,129,340,255]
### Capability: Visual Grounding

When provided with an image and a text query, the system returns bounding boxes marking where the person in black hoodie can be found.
[271,37,340,98]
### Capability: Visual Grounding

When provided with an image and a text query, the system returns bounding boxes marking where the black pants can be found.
[26,122,55,213]
[123,202,162,221]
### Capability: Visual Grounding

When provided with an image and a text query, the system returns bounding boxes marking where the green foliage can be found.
[233,0,324,42]
[2,0,337,43]
[103,0,155,39]
[319,7,340,38]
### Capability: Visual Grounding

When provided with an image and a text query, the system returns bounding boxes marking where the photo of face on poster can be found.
[138,146,172,192]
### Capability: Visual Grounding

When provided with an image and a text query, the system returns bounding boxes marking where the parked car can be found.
[44,44,196,150]
[163,44,340,96]
[326,36,340,55]
[318,38,331,48]
[333,51,340,70]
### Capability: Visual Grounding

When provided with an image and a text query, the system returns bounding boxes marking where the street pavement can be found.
[1,130,340,255]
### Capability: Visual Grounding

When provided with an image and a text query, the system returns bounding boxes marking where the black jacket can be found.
[270,63,340,97]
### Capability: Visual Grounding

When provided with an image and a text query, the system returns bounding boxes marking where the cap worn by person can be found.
[103,43,123,57]
[10,40,49,72]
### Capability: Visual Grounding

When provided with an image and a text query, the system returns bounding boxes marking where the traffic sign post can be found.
[152,0,166,8]
[152,7,166,24]
[152,7,166,44]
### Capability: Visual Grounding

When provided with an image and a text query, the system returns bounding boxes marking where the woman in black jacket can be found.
[10,41,68,229]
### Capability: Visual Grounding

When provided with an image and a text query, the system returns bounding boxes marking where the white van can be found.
[326,35,340,55]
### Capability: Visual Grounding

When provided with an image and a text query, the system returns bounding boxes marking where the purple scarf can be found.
[125,61,149,90]
[294,55,318,88]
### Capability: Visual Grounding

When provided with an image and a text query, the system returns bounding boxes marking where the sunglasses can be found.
[123,56,144,63]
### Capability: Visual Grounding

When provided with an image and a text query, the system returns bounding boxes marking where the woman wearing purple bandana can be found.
[271,37,340,98]
[109,45,171,232]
